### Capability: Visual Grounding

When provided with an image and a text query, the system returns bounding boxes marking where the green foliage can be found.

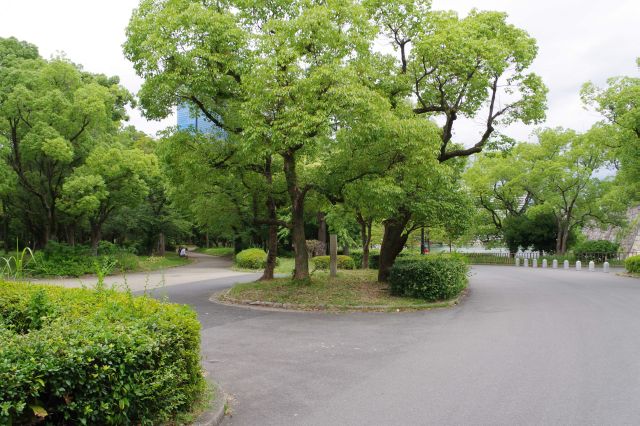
[0,281,204,425]
[502,213,574,253]
[197,247,234,257]
[235,248,268,269]
[573,240,620,262]
[389,256,468,301]
[582,60,640,199]
[350,250,366,269]
[311,255,355,270]
[30,242,138,278]
[0,241,36,279]
[625,255,640,273]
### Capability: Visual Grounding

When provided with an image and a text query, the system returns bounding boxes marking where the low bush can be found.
[0,281,204,425]
[235,248,268,269]
[389,255,468,302]
[350,251,364,269]
[30,242,140,277]
[573,240,619,262]
[368,250,381,269]
[626,255,640,273]
[311,255,355,270]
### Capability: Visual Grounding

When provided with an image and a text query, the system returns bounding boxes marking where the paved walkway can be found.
[31,252,249,292]
[37,258,640,424]
[145,264,640,426]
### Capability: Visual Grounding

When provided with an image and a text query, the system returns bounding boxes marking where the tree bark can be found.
[157,232,166,256]
[555,220,570,254]
[357,214,372,269]
[90,222,101,256]
[378,213,412,282]
[283,150,309,280]
[261,156,278,281]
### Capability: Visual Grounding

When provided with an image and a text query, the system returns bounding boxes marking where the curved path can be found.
[33,251,249,291]
[139,261,640,425]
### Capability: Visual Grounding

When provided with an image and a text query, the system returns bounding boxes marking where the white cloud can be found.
[1,0,638,141]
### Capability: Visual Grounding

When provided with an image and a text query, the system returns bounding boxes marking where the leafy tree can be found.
[0,37,133,246]
[364,1,548,279]
[60,142,158,254]
[582,58,640,199]
[125,0,416,280]
[468,128,626,254]
[502,212,571,253]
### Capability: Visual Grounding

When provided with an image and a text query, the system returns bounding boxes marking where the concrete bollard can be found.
[542,259,548,268]
[564,260,569,270]
[604,262,610,273]
[576,261,582,271]
[524,258,529,268]
[552,259,558,269]
[589,261,595,272]
[515,258,520,267]
[533,258,538,268]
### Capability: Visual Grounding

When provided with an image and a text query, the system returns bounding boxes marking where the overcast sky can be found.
[1,0,638,143]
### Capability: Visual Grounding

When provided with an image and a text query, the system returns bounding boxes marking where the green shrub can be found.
[350,251,365,269]
[311,255,355,270]
[573,240,619,262]
[626,255,640,273]
[235,248,268,269]
[368,250,381,269]
[0,281,204,425]
[30,242,140,277]
[389,256,468,302]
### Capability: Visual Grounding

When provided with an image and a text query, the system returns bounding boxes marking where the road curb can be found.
[193,378,226,426]
[211,289,467,313]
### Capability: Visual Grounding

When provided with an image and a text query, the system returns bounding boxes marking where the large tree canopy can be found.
[0,37,134,246]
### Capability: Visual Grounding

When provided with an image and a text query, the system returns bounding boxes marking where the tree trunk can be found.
[283,151,309,280]
[317,212,327,255]
[90,223,101,256]
[343,244,350,256]
[555,220,570,254]
[261,156,278,281]
[157,232,166,256]
[357,215,372,269]
[378,213,412,282]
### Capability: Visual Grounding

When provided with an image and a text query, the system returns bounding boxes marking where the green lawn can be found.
[223,269,460,311]
[196,247,234,256]
[136,252,192,272]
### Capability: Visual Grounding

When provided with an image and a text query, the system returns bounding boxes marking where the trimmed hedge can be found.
[0,281,204,425]
[235,248,268,269]
[311,255,355,270]
[626,255,640,273]
[389,255,468,301]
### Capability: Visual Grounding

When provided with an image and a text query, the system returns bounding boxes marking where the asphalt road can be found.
[149,263,640,426]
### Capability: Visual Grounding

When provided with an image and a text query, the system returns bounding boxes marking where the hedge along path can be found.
[0,281,205,425]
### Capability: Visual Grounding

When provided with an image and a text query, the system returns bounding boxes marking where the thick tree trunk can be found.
[290,202,309,280]
[90,223,101,256]
[157,232,166,256]
[283,151,309,280]
[378,213,412,282]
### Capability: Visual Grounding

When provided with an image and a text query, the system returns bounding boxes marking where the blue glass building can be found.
[176,104,219,133]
